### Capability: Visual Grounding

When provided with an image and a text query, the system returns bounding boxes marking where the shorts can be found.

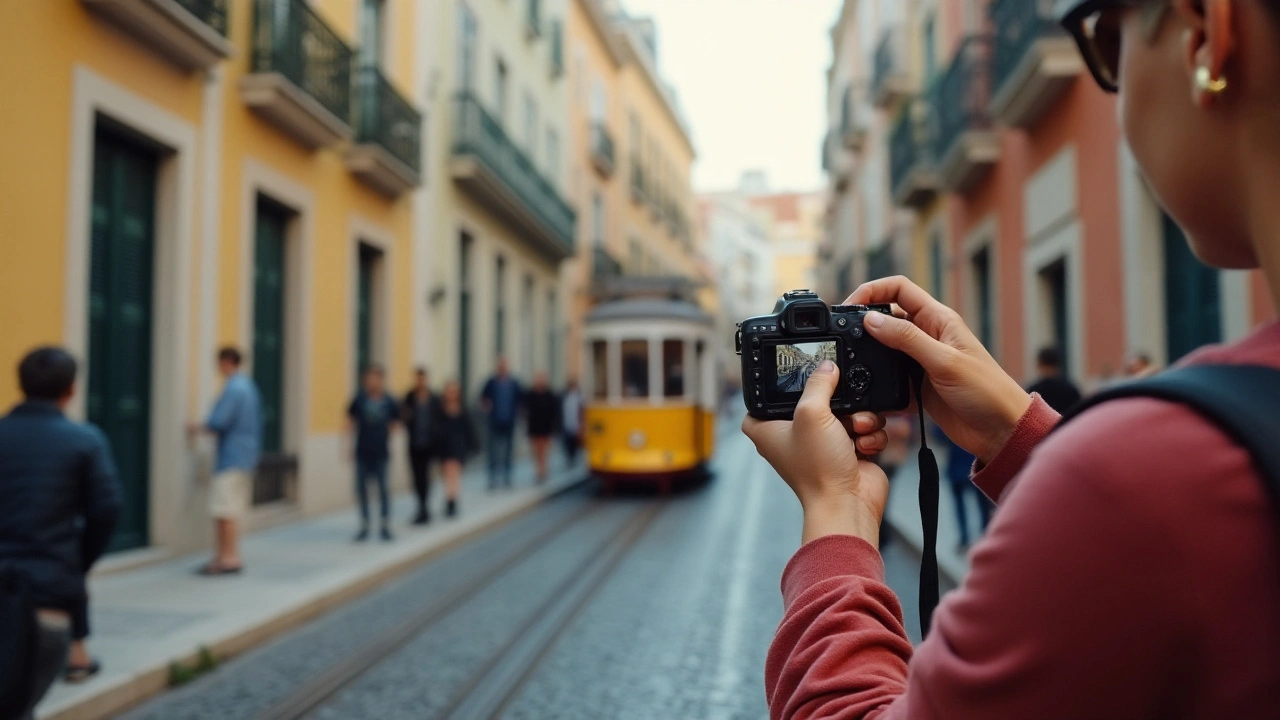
[209,469,252,521]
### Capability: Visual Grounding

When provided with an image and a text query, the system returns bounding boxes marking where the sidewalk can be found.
[884,444,988,584]
[37,457,586,720]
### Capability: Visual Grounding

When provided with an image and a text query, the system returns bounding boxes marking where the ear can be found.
[1174,0,1236,107]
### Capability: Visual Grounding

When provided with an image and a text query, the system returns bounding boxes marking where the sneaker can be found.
[380,526,394,542]
[354,527,370,542]
[446,499,458,518]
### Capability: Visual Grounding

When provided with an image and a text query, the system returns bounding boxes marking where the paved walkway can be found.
[884,443,992,583]
[37,457,586,720]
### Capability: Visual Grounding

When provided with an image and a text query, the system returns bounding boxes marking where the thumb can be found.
[796,359,840,417]
[863,311,951,369]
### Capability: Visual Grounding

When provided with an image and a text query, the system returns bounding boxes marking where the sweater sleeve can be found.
[766,399,1192,720]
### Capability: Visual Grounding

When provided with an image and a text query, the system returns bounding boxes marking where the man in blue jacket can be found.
[0,347,120,719]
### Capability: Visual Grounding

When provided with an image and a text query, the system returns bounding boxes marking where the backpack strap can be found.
[1054,365,1280,514]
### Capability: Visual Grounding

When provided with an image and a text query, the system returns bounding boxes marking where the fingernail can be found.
[864,311,885,329]
[818,360,836,374]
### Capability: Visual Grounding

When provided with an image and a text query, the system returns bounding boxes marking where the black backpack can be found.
[917,364,1280,636]
[0,563,37,719]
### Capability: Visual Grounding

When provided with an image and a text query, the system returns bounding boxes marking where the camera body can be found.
[736,290,916,420]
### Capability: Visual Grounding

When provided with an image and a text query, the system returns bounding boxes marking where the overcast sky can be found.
[621,0,842,194]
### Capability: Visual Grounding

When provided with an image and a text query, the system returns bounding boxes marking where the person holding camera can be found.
[744,1,1280,717]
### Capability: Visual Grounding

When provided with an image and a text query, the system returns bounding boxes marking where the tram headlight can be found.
[628,430,647,450]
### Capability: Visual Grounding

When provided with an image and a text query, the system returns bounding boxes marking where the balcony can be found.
[347,66,422,197]
[450,91,577,262]
[889,102,938,209]
[932,36,1000,193]
[526,0,542,40]
[871,28,913,109]
[989,0,1083,128]
[241,0,353,149]
[589,123,615,178]
[81,0,232,71]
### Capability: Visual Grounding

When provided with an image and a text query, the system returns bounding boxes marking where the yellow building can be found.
[563,0,698,380]
[0,0,422,556]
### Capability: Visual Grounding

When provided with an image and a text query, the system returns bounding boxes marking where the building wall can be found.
[0,0,419,555]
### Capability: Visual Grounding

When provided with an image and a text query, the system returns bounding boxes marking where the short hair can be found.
[19,346,78,401]
[1036,347,1063,368]
[218,346,243,366]
[363,363,385,377]
[415,366,427,376]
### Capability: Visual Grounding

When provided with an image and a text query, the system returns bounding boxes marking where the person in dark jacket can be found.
[0,347,120,718]
[524,372,559,484]
[433,380,475,518]
[346,364,399,543]
[1025,346,1083,414]
[401,368,439,526]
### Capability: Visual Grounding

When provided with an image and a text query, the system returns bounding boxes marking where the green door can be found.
[1164,214,1221,362]
[254,200,288,455]
[88,129,157,552]
[356,245,377,382]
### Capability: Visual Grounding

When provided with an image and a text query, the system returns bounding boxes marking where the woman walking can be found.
[401,368,438,525]
[524,372,559,484]
[432,380,474,518]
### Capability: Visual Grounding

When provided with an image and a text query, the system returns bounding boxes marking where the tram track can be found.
[249,496,665,720]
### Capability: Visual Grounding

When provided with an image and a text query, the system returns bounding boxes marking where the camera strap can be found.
[912,370,941,637]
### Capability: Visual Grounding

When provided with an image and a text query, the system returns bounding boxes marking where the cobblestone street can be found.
[120,425,932,720]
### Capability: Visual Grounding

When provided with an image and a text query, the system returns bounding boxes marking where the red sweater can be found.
[766,322,1280,720]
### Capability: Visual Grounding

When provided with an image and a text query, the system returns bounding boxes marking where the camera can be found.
[735,290,916,420]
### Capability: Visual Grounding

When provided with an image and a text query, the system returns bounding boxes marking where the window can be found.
[591,340,608,399]
[621,340,649,398]
[590,77,608,122]
[663,340,685,398]
[523,92,538,159]
[629,112,640,153]
[923,15,938,85]
[592,192,604,246]
[971,246,994,350]
[546,126,560,187]
[494,58,509,125]
[360,0,385,67]
[1038,259,1070,376]
[356,243,384,383]
[495,255,506,355]
[521,275,535,374]
[458,3,477,91]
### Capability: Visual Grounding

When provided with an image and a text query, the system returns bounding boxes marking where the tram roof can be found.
[585,299,714,325]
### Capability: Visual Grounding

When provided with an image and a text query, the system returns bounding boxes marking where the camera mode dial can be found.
[847,364,873,395]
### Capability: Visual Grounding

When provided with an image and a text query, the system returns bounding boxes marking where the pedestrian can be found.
[479,357,522,490]
[0,347,120,718]
[346,364,399,542]
[401,367,438,526]
[524,372,559,484]
[188,347,262,576]
[744,5,1280,711]
[560,379,585,466]
[1025,346,1083,413]
[432,380,475,518]
[940,432,990,553]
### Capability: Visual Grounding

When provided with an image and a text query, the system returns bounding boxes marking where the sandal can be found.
[196,562,243,576]
[64,658,101,683]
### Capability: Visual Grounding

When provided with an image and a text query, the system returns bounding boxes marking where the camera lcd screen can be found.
[774,341,837,394]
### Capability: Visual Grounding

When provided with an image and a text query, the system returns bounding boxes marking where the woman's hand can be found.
[848,276,1032,465]
[742,360,890,546]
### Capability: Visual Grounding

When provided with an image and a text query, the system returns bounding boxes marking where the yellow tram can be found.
[582,294,718,492]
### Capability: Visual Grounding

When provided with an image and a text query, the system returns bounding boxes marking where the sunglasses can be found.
[1059,0,1168,93]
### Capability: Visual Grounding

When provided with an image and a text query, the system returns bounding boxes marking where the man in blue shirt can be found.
[480,356,523,490]
[189,347,262,575]
[347,364,399,542]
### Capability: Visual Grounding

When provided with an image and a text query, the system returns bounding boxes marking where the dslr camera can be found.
[736,290,916,420]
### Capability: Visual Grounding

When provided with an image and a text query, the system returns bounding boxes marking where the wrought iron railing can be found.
[991,0,1063,94]
[592,246,623,279]
[175,0,229,36]
[453,91,576,251]
[590,122,615,171]
[889,103,933,198]
[932,35,994,162]
[251,0,353,125]
[354,66,422,173]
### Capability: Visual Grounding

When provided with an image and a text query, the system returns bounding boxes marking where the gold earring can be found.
[1196,65,1228,94]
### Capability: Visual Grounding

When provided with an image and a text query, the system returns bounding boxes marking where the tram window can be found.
[591,340,608,399]
[621,340,649,398]
[663,340,685,397]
